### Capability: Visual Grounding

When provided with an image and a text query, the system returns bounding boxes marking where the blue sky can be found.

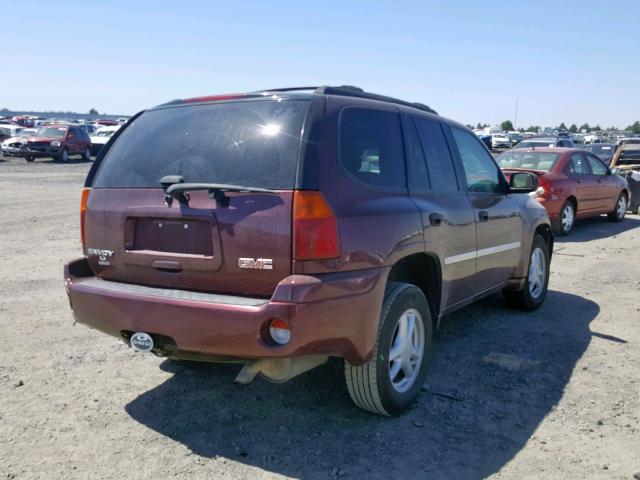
[2,0,639,128]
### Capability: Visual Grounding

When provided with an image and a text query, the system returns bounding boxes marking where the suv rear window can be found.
[92,99,310,189]
[340,108,405,188]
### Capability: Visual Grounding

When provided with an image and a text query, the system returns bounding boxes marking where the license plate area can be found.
[125,218,213,256]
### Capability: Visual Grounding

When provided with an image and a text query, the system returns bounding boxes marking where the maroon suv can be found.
[64,86,553,415]
[24,124,92,162]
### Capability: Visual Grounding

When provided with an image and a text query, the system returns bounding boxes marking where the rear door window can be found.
[92,99,310,189]
[569,153,590,175]
[339,108,405,188]
[413,117,458,193]
[403,116,429,191]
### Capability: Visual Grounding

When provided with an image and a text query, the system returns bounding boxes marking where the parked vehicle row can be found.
[472,126,640,152]
[0,119,121,162]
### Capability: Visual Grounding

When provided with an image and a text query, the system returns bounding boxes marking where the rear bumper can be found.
[64,258,387,364]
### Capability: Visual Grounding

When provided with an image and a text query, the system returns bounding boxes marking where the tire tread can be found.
[344,282,413,416]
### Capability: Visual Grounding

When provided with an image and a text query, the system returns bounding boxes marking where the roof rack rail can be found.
[254,85,437,114]
[315,85,438,115]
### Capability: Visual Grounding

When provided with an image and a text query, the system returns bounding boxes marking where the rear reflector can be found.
[80,188,90,244]
[293,191,340,260]
[269,319,291,345]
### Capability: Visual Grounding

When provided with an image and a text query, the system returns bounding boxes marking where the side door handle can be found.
[429,212,444,226]
[479,210,489,222]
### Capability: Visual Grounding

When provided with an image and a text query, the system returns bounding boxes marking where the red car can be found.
[497,147,629,235]
[23,124,92,163]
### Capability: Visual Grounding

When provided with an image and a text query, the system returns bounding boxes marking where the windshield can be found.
[36,127,66,138]
[496,151,561,172]
[93,99,310,189]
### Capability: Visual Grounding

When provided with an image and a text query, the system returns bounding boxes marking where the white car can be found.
[491,134,511,149]
[89,125,120,155]
[1,128,36,156]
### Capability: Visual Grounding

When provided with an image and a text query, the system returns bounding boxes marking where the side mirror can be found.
[509,172,539,193]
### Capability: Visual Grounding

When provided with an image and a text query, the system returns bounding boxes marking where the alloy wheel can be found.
[616,195,627,219]
[561,204,574,232]
[388,308,425,393]
[528,247,546,299]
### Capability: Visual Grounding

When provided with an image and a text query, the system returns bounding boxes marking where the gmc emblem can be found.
[238,258,273,270]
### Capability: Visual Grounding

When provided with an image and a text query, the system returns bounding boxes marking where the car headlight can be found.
[50,140,61,147]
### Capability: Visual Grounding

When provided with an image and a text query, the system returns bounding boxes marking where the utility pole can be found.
[514,98,519,130]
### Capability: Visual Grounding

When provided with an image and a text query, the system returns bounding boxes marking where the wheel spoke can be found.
[406,314,416,342]
[398,315,408,338]
[389,340,404,362]
[389,359,402,381]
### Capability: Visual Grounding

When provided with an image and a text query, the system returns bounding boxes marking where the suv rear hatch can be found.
[84,97,310,298]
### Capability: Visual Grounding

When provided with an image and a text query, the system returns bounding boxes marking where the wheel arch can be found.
[621,188,630,201]
[386,252,442,329]
[534,222,554,260]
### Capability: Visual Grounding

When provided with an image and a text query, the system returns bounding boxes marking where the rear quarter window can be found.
[339,108,405,189]
[92,99,310,189]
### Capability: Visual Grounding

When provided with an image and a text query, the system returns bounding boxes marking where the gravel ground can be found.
[1,156,639,480]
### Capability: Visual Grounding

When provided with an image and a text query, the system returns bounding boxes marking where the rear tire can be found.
[504,234,550,311]
[82,147,91,162]
[552,200,575,235]
[25,156,35,162]
[344,282,433,416]
[55,149,69,163]
[607,192,627,222]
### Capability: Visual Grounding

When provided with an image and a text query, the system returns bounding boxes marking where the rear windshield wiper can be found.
[160,175,277,207]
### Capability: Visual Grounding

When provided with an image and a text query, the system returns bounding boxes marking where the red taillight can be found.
[80,188,90,244]
[537,177,551,197]
[293,191,340,260]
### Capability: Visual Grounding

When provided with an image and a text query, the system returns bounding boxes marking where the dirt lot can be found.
[1,156,639,480]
